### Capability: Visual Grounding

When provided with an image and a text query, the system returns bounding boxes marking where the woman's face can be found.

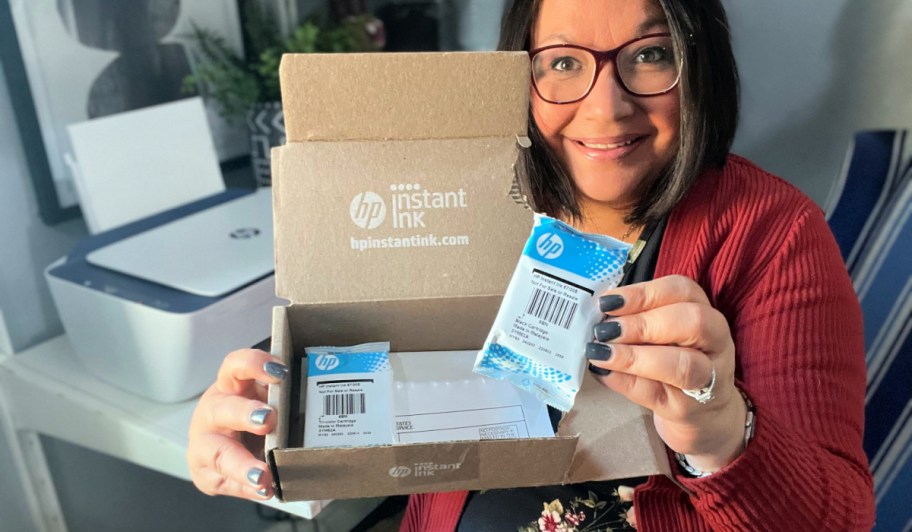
[531,0,680,214]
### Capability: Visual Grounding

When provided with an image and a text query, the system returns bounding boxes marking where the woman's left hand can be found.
[587,275,748,473]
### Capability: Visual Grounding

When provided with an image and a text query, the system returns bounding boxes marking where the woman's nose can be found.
[577,62,637,121]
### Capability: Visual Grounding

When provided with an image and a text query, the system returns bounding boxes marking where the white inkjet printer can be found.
[46,188,283,402]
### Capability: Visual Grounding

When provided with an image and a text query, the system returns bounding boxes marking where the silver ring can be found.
[681,366,716,404]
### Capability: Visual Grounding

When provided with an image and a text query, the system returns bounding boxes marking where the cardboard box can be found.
[266,52,669,501]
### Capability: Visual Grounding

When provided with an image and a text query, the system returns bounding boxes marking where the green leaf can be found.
[286,23,321,53]
[181,75,199,96]
[181,8,381,120]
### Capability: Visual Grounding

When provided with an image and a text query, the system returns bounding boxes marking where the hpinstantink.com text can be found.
[351,234,470,252]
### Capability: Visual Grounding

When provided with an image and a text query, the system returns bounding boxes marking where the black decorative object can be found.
[247,101,285,186]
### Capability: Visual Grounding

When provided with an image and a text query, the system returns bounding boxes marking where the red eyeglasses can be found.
[530,33,681,104]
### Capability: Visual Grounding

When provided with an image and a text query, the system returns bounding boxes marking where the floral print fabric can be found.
[456,479,643,532]
[520,488,635,532]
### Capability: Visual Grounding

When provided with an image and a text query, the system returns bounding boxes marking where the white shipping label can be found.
[391,351,555,444]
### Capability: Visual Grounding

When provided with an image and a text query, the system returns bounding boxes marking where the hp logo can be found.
[536,232,564,259]
[230,227,261,239]
[314,354,340,371]
[388,466,412,478]
[350,192,386,229]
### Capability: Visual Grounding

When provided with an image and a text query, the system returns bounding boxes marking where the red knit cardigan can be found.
[402,156,875,531]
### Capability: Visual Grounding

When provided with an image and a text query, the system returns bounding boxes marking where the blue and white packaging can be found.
[303,342,395,448]
[474,214,631,411]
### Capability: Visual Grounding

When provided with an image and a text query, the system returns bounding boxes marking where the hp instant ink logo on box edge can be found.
[388,466,411,478]
[388,462,463,478]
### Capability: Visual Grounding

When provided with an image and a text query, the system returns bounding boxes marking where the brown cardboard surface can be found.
[559,375,671,482]
[280,52,529,142]
[266,52,667,502]
[272,435,578,501]
[285,296,503,354]
[265,306,292,455]
[272,138,531,305]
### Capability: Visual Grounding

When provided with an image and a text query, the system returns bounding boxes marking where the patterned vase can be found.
[247,101,285,186]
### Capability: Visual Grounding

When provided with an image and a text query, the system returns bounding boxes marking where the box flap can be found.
[558,374,671,481]
[280,52,529,142]
[272,139,532,304]
[266,306,293,456]
[271,437,578,501]
[284,296,503,353]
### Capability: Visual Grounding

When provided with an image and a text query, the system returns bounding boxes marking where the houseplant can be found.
[183,0,384,184]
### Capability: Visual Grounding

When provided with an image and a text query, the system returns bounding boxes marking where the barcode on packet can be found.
[525,288,578,329]
[323,393,366,416]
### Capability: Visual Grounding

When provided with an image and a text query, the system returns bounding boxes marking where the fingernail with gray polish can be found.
[250,408,272,426]
[588,363,612,376]
[264,361,289,380]
[585,342,613,361]
[256,487,269,497]
[594,321,622,342]
[247,468,264,487]
[599,295,625,313]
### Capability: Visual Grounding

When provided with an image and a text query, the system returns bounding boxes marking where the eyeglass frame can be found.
[529,32,682,104]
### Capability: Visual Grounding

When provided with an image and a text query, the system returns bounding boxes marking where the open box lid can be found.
[273,52,535,307]
[279,52,530,142]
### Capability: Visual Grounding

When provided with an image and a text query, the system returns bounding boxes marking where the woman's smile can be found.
[567,134,648,162]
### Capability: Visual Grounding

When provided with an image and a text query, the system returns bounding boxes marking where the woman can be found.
[188,0,875,530]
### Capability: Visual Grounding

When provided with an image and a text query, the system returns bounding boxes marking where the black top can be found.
[457,217,668,532]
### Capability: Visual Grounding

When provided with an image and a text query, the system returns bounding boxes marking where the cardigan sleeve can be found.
[648,202,875,531]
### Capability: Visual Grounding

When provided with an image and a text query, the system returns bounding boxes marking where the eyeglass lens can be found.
[532,35,678,103]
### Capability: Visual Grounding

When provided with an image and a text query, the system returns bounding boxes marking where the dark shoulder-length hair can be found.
[499,0,740,227]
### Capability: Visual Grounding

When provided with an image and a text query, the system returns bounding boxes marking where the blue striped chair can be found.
[827,131,911,531]
[853,172,912,532]
[824,130,910,274]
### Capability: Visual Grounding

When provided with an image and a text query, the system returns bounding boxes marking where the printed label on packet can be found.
[303,342,395,448]
[474,214,630,411]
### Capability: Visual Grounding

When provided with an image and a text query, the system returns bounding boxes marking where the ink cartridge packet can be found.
[473,214,630,411]
[303,341,395,448]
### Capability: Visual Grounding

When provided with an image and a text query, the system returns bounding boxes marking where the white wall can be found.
[0,56,82,532]
[0,62,86,353]
[726,0,912,204]
[0,309,13,354]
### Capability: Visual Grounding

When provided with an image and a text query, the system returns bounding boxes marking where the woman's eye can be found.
[550,56,581,72]
[635,46,672,64]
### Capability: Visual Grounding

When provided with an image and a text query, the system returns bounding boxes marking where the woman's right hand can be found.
[187,348,289,499]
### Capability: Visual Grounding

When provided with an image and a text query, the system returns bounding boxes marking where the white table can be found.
[0,336,380,531]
